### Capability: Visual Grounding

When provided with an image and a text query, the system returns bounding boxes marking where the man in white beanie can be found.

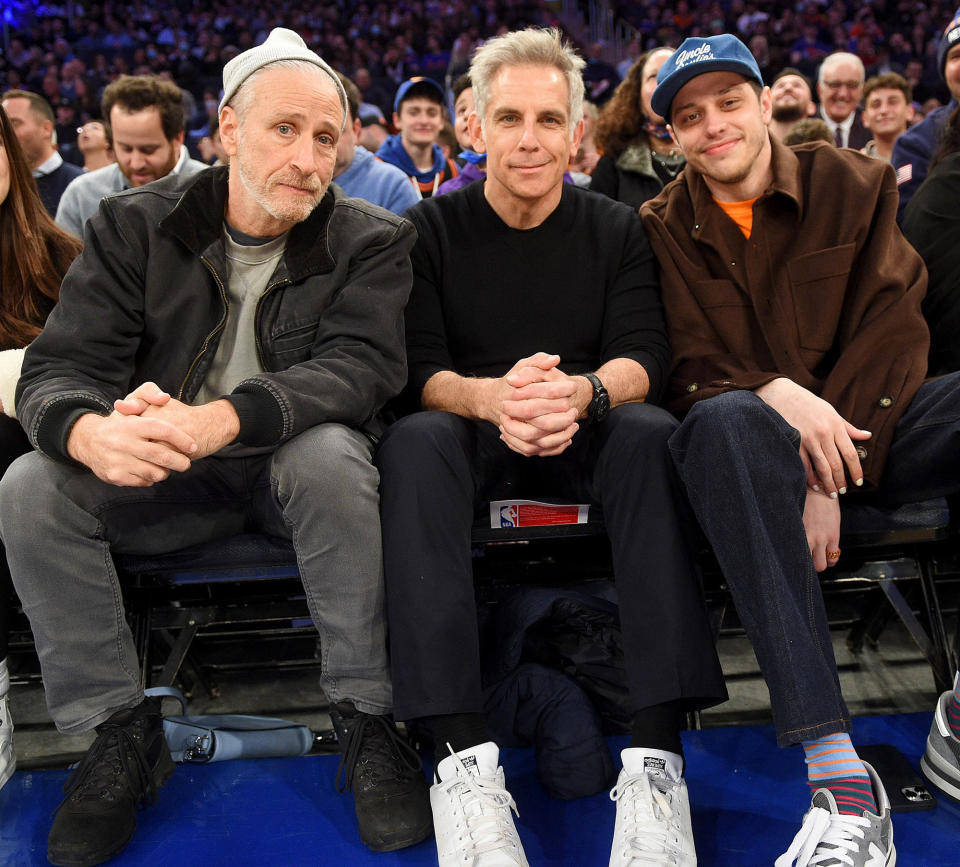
[0,27,430,865]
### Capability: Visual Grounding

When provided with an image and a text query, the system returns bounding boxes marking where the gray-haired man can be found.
[376,27,725,867]
[0,28,430,865]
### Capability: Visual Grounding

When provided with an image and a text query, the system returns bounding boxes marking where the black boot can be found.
[330,701,432,852]
[48,697,174,867]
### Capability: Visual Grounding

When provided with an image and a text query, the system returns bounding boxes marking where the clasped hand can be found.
[491,352,589,457]
[66,382,238,487]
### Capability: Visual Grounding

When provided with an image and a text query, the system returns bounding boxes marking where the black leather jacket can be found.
[17,166,415,462]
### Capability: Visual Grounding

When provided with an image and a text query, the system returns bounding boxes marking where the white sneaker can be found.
[608,748,696,867]
[0,658,14,790]
[430,741,529,867]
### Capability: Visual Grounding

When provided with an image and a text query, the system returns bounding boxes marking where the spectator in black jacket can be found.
[902,104,960,375]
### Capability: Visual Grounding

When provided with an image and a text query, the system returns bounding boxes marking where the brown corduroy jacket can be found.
[641,136,929,488]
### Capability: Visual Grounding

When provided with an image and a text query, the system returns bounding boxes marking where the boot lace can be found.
[57,721,157,812]
[334,713,422,793]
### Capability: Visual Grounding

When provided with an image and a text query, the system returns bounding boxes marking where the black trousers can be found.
[375,403,727,723]
[0,414,31,659]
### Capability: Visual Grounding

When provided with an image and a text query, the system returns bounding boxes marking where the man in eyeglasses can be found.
[816,52,871,149]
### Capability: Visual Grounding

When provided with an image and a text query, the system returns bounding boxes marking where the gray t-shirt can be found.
[195,225,288,456]
[195,226,287,407]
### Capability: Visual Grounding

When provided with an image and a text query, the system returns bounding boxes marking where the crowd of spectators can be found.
[615,0,956,107]
[0,0,554,164]
[3,1,958,154]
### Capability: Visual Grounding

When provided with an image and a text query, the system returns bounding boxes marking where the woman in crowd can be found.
[902,104,960,375]
[590,47,686,210]
[0,105,82,790]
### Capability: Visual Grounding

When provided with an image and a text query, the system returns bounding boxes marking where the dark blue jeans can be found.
[669,372,960,747]
[376,403,727,723]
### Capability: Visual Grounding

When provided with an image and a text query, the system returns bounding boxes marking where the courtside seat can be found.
[120,511,613,693]
[119,534,307,696]
[115,497,957,697]
[833,498,957,692]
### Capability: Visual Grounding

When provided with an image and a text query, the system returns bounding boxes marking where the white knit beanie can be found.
[218,27,346,128]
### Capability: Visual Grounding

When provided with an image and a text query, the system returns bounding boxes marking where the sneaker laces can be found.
[334,713,422,793]
[57,720,158,813]
[776,806,870,867]
[610,769,683,865]
[438,745,524,864]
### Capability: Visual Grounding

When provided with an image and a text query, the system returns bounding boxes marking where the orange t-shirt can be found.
[714,196,758,238]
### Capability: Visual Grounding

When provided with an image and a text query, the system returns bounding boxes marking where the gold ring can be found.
[826,549,842,559]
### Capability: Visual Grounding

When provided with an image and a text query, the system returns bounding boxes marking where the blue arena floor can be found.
[1,712,958,865]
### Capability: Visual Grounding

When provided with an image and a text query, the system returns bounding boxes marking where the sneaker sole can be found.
[920,751,960,803]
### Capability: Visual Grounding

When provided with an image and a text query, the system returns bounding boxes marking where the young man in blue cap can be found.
[376,76,459,198]
[640,31,954,866]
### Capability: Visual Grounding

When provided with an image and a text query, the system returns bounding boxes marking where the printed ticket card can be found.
[489,500,590,528]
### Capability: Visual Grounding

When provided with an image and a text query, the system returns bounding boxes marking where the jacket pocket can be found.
[687,279,757,353]
[786,243,856,352]
[269,317,322,364]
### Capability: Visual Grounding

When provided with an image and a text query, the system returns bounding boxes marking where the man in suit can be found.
[817,52,872,149]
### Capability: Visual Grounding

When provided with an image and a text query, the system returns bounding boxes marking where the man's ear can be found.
[467,111,484,153]
[571,117,584,153]
[759,85,773,125]
[219,105,239,158]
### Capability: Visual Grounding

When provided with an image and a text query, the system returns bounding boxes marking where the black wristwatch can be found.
[583,373,610,423]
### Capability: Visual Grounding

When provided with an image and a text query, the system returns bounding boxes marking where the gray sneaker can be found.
[920,688,960,802]
[775,761,894,867]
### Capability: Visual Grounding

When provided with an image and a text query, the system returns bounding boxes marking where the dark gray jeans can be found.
[669,372,960,746]
[0,423,390,733]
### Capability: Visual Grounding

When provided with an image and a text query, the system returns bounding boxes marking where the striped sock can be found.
[802,733,878,816]
[947,673,960,740]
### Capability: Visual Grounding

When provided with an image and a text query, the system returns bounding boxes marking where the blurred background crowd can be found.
[1,1,956,168]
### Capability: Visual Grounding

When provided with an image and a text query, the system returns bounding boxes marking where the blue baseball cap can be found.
[651,34,764,122]
[393,76,445,113]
